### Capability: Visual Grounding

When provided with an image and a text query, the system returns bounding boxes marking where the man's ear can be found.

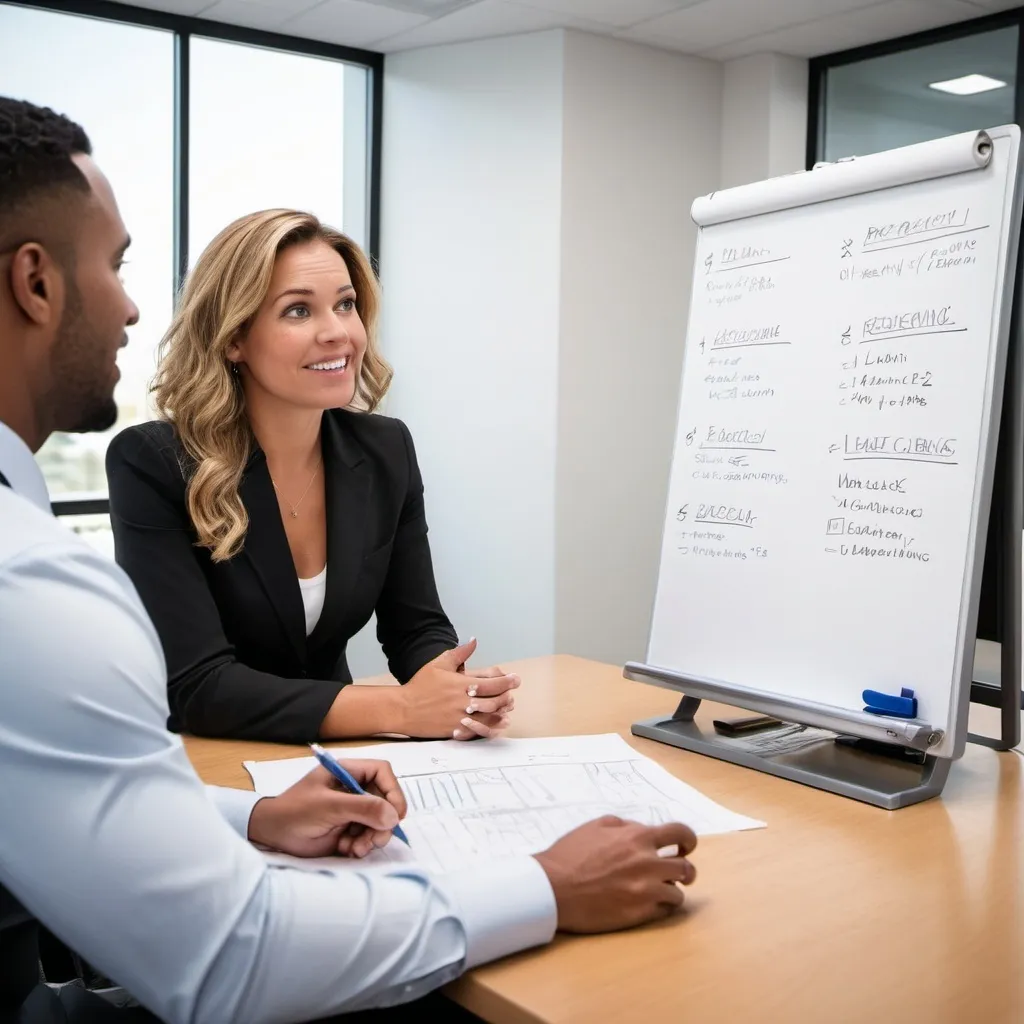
[8,243,64,328]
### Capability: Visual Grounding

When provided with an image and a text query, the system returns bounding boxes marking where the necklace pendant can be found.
[290,510,298,518]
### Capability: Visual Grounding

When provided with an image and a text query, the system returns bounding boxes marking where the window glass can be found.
[189,37,369,259]
[0,4,175,499]
[822,27,1017,161]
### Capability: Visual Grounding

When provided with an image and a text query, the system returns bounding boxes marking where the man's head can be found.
[0,97,138,451]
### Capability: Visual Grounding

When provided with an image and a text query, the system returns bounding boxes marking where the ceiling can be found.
[114,0,1022,60]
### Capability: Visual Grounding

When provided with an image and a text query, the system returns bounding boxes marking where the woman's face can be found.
[227,239,367,411]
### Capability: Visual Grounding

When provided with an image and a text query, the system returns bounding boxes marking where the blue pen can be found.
[309,743,410,846]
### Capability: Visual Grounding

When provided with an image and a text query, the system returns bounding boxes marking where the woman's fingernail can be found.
[467,686,478,697]
[466,704,477,714]
[453,728,461,738]
[461,717,474,728]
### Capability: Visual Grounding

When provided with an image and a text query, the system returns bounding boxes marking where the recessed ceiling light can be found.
[928,74,1007,96]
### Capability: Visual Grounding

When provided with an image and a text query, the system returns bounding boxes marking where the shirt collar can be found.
[0,420,52,514]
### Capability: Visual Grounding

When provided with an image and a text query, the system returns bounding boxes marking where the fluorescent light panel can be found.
[928,74,1007,96]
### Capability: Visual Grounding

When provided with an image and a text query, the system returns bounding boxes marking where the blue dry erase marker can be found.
[309,743,410,846]
[862,687,918,718]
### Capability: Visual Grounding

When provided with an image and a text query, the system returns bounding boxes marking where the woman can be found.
[106,210,518,744]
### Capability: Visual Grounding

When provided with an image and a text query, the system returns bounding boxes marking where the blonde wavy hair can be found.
[152,209,392,562]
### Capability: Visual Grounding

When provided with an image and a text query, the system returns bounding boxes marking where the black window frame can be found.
[1,0,384,518]
[807,6,1024,717]
[807,5,1024,170]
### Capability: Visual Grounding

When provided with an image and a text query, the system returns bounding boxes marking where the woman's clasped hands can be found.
[398,638,519,741]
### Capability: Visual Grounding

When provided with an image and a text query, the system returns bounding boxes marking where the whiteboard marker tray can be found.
[631,711,949,810]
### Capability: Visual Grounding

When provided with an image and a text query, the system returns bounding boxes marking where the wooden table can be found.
[185,655,1024,1024]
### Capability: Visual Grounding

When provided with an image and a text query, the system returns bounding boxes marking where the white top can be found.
[0,419,556,1024]
[298,565,327,636]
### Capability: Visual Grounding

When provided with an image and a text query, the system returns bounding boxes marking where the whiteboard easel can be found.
[627,127,1023,808]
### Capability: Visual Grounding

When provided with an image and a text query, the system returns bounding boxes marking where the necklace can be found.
[270,455,322,519]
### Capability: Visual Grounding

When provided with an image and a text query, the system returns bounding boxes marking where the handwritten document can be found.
[246,734,764,874]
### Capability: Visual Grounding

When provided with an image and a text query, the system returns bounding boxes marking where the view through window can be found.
[821,27,1018,161]
[189,37,368,260]
[0,2,377,556]
[0,4,175,503]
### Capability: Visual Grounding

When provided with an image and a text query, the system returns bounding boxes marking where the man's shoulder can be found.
[0,486,76,564]
[0,489,151,624]
[0,489,164,679]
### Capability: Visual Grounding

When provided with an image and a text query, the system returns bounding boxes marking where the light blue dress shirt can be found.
[0,420,556,1024]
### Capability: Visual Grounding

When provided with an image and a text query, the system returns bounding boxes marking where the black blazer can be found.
[105,410,458,744]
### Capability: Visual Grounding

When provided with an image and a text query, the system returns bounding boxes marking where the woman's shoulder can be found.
[105,419,185,480]
[328,408,412,457]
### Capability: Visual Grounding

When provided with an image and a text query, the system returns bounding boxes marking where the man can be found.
[0,96,698,1024]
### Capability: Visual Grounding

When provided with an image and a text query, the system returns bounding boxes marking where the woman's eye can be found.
[284,305,309,318]
[338,298,356,313]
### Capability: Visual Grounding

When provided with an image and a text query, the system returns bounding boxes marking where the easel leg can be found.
[671,696,701,722]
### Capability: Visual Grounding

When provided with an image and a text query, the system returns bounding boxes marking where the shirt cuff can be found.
[206,785,264,839]
[440,856,557,969]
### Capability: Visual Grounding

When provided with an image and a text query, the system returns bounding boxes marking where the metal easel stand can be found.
[625,667,950,811]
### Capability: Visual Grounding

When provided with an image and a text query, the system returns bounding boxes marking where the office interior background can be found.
[0,0,1020,679]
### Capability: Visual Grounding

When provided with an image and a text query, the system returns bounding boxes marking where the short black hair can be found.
[0,97,92,246]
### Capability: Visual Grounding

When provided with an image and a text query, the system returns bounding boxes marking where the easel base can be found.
[631,713,952,810]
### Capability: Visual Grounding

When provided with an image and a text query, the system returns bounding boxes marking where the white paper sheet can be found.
[245,734,764,874]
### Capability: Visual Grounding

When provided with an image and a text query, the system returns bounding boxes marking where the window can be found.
[0,0,381,525]
[0,4,174,502]
[813,21,1019,163]
[190,38,370,260]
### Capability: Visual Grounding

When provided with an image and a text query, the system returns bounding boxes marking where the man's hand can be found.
[532,817,698,932]
[247,760,408,859]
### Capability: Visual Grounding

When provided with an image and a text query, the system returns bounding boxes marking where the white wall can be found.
[555,32,721,665]
[720,53,807,190]
[353,31,565,678]
[354,35,806,679]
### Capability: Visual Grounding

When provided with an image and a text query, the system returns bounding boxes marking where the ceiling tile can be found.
[513,0,701,30]
[282,0,430,46]
[703,0,985,60]
[623,0,883,53]
[377,0,599,51]
[219,0,329,9]
[201,0,323,31]
[118,0,217,14]
[358,0,472,13]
